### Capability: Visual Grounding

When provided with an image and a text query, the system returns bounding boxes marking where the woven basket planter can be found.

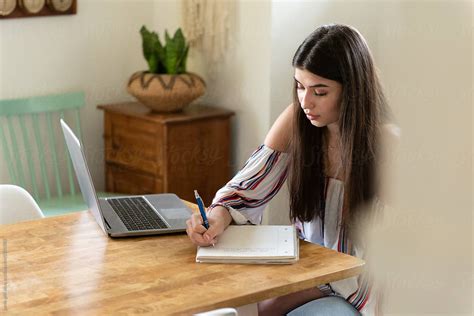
[127,71,206,112]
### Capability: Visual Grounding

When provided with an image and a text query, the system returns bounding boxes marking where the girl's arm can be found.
[186,105,294,246]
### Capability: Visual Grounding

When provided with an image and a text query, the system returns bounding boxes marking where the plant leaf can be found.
[164,30,178,74]
[176,44,189,74]
[154,38,165,73]
[174,29,185,58]
[174,29,187,73]
[165,30,171,44]
[140,27,189,74]
[140,25,163,72]
[148,54,158,73]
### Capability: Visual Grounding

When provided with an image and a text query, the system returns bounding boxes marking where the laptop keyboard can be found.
[108,197,169,231]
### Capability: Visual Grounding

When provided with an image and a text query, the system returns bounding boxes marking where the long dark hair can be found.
[288,24,390,235]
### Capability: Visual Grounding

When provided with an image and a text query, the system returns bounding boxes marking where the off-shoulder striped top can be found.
[208,144,378,315]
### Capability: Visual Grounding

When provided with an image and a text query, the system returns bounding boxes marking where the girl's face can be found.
[294,68,343,129]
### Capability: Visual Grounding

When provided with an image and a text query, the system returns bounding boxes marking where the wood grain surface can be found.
[0,201,364,315]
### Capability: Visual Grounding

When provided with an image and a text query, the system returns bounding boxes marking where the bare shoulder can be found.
[264,104,294,153]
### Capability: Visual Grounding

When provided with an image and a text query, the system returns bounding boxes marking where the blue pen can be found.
[194,190,209,229]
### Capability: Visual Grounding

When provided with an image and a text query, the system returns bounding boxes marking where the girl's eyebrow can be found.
[294,78,329,88]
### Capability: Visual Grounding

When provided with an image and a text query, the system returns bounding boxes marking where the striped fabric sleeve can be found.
[208,144,289,225]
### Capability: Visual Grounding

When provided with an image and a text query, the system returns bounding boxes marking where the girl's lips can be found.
[306,114,320,120]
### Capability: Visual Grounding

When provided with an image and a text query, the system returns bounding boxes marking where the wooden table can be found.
[0,202,365,315]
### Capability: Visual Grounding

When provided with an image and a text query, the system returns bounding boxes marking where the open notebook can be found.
[196,225,299,264]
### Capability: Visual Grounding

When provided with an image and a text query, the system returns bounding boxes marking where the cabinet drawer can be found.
[104,113,162,175]
[106,164,163,195]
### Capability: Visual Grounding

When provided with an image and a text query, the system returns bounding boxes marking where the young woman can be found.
[186,24,397,316]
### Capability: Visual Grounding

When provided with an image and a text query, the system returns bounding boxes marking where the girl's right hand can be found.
[186,205,232,247]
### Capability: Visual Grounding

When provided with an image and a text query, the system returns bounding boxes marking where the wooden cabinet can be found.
[97,102,234,204]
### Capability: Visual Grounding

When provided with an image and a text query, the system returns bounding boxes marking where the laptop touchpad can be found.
[161,208,190,220]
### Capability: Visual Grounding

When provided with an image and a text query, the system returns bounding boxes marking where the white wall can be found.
[153,0,182,32]
[197,0,272,172]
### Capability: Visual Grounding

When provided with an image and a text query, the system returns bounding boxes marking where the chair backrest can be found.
[194,308,238,316]
[0,92,85,202]
[0,184,44,225]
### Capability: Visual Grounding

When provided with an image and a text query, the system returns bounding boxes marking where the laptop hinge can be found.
[103,216,112,231]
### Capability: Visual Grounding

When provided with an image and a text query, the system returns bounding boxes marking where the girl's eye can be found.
[296,84,304,90]
[313,90,327,96]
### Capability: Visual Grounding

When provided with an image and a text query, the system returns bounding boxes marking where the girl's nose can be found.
[300,91,314,110]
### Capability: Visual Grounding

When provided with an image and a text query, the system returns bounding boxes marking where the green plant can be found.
[140,25,189,75]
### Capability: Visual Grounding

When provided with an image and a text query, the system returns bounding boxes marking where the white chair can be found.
[0,184,44,225]
[194,308,238,316]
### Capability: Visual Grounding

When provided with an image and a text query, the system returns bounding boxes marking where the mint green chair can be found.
[0,92,115,217]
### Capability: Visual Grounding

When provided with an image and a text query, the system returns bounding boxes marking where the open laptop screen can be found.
[61,119,107,234]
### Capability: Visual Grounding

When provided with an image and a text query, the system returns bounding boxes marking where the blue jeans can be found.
[287,296,361,316]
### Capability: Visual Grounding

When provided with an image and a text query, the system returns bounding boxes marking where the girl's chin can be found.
[309,119,325,127]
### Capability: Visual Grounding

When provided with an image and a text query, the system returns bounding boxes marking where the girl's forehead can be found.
[294,68,338,87]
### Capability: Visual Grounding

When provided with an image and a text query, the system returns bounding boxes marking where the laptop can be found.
[60,119,192,237]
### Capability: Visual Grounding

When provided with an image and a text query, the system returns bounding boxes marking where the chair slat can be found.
[0,92,85,116]
[46,113,62,198]
[32,114,51,200]
[7,116,26,188]
[74,110,83,142]
[61,112,76,196]
[19,115,40,200]
[0,121,18,185]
